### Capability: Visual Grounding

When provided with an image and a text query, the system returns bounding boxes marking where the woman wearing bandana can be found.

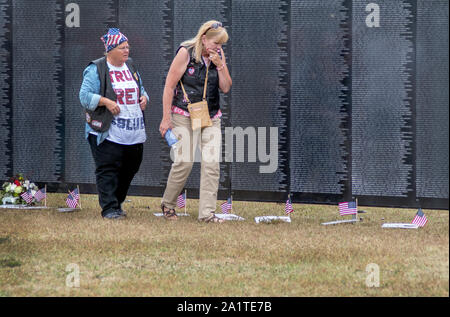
[79,28,149,219]
[159,21,232,222]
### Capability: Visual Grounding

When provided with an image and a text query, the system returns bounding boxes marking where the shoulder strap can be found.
[202,65,209,100]
[179,64,209,104]
[179,80,190,104]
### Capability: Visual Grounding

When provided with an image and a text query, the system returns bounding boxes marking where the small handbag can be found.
[179,65,212,130]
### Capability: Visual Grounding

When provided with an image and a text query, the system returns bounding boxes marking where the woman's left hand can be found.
[140,95,148,111]
[208,48,224,68]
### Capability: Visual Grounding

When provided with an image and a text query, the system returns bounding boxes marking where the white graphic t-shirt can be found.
[106,62,146,145]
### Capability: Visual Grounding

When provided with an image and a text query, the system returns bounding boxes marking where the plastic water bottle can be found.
[164,129,179,148]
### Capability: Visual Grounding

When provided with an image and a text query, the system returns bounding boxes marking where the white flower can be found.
[14,186,22,194]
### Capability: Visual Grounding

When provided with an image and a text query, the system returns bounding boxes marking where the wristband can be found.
[217,64,225,71]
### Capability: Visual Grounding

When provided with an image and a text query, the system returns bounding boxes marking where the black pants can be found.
[88,134,143,217]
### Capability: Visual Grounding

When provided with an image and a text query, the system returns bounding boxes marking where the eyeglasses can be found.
[117,45,130,51]
[204,22,223,35]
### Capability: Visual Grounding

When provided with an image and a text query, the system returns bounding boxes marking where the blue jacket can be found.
[79,62,149,145]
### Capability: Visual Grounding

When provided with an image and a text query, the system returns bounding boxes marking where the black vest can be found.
[85,57,142,132]
[172,47,220,117]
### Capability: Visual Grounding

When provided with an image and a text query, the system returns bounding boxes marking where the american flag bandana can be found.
[101,28,128,52]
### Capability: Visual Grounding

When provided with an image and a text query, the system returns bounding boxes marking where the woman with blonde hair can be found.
[159,20,232,222]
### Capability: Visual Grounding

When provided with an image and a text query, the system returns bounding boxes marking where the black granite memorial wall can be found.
[0,0,447,209]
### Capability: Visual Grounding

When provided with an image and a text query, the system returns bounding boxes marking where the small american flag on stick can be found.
[411,208,428,227]
[221,198,232,214]
[285,197,294,215]
[338,201,357,216]
[176,192,186,208]
[70,187,80,201]
[21,190,34,204]
[34,187,46,202]
[66,188,80,208]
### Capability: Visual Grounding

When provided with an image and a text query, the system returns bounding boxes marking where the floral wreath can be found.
[0,173,39,205]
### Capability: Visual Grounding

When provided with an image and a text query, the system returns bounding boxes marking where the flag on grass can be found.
[34,187,46,202]
[221,198,232,214]
[338,201,357,216]
[69,187,80,201]
[176,192,186,208]
[66,188,79,208]
[411,208,428,227]
[21,190,34,204]
[285,197,294,215]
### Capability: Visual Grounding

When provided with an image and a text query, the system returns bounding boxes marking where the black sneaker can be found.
[102,210,125,220]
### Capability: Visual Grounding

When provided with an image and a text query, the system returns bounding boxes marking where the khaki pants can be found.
[162,114,221,219]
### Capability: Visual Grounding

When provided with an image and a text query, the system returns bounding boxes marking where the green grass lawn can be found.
[0,193,448,297]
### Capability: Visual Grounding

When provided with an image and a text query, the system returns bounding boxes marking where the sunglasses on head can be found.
[204,22,223,35]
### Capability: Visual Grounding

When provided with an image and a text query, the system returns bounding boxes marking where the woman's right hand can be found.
[101,97,120,116]
[159,116,173,137]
